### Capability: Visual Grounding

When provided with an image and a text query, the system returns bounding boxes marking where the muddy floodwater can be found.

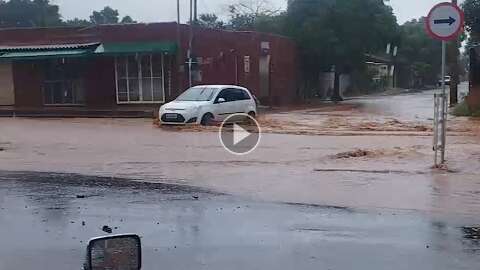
[1,85,480,269]
[1,87,480,215]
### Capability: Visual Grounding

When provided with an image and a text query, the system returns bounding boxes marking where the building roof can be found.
[0,42,99,51]
[94,42,177,55]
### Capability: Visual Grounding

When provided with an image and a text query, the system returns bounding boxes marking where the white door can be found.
[235,88,253,114]
[0,62,14,105]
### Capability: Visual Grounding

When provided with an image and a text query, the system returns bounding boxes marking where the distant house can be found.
[365,53,394,88]
[0,23,297,117]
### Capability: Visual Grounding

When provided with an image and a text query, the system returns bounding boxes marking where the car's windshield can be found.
[176,87,216,101]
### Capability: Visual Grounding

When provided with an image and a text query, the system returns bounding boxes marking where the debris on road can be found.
[102,225,113,234]
[462,226,480,239]
[333,149,374,159]
[0,142,10,152]
[76,195,86,199]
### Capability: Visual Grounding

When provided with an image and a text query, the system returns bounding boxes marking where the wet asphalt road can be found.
[1,171,480,270]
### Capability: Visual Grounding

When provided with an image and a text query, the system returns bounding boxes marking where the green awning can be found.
[94,42,177,55]
[0,49,92,60]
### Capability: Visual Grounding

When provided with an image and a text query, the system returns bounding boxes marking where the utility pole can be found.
[177,0,180,25]
[194,0,198,23]
[449,0,460,106]
[176,0,182,96]
[188,0,194,87]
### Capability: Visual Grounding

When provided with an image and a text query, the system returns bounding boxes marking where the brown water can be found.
[1,86,480,216]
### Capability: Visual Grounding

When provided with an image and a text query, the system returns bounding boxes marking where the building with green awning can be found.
[0,22,297,117]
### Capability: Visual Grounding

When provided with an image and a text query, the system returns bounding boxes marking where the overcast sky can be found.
[51,0,463,25]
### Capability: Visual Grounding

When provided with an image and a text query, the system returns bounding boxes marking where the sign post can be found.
[426,2,464,166]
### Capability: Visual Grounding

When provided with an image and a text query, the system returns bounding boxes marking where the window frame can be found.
[42,59,86,106]
[215,88,239,103]
[115,54,166,104]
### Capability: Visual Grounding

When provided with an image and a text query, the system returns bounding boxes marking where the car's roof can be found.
[192,85,248,90]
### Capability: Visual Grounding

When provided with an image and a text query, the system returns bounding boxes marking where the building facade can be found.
[468,46,480,110]
[0,23,298,117]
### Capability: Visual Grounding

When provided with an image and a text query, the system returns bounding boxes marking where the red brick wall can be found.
[85,57,117,107]
[1,23,298,108]
[184,28,298,105]
[12,62,43,107]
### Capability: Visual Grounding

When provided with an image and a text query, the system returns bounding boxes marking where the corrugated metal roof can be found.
[0,49,91,60]
[0,42,100,51]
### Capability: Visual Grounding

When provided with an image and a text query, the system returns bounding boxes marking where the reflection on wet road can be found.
[1,171,479,270]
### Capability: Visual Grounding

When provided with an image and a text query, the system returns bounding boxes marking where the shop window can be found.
[115,54,165,104]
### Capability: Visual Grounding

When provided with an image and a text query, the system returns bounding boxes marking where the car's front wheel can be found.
[200,113,214,126]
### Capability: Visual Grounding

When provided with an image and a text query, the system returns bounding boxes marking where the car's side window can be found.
[230,89,242,101]
[215,88,251,103]
[215,89,236,103]
[239,89,251,100]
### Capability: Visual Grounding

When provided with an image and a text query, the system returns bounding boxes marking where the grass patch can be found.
[452,101,480,117]
[452,101,471,116]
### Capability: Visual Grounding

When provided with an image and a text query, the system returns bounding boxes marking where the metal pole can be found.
[188,0,193,87]
[441,40,447,163]
[194,0,198,23]
[176,0,182,95]
[177,0,180,24]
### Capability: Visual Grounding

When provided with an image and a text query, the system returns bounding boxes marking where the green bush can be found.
[452,101,471,116]
[451,101,480,117]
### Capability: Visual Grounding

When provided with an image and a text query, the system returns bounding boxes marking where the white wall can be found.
[318,72,351,99]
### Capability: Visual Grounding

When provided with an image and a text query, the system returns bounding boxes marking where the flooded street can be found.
[1,86,480,269]
[1,85,480,214]
[1,171,480,270]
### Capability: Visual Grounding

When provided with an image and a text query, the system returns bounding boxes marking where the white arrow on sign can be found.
[426,2,464,41]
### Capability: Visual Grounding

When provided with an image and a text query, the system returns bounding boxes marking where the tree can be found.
[120,15,136,24]
[463,0,480,43]
[398,18,442,87]
[89,6,136,25]
[90,6,120,24]
[226,0,281,31]
[197,13,225,29]
[65,18,91,27]
[66,7,136,26]
[0,0,62,28]
[286,0,398,100]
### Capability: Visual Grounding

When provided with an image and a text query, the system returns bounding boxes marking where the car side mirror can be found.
[85,234,141,270]
[217,97,226,103]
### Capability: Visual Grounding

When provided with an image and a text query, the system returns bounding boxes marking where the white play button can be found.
[219,113,261,155]
[233,123,250,145]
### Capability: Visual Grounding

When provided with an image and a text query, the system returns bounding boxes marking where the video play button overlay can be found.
[219,113,261,155]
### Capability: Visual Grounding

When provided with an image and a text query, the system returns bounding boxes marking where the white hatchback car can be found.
[159,85,257,125]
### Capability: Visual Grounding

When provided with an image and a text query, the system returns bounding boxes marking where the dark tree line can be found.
[2,0,478,95]
[197,0,474,93]
[0,0,136,28]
